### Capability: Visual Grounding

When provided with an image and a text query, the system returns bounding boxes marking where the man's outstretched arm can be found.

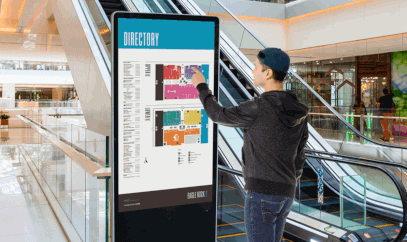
[191,67,258,129]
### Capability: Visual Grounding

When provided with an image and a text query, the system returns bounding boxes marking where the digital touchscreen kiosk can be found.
[112,12,219,241]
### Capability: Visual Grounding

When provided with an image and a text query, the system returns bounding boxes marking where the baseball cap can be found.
[257,48,290,74]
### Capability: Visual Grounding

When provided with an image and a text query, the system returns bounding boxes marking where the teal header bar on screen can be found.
[118,18,214,50]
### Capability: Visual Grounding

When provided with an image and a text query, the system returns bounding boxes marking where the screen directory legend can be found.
[117,18,216,212]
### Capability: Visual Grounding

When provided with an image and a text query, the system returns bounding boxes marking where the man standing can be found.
[378,88,395,142]
[191,48,309,242]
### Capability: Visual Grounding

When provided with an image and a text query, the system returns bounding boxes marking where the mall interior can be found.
[1,0,407,241]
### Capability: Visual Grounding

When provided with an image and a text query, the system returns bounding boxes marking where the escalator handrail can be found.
[205,0,268,49]
[305,148,407,170]
[219,164,243,177]
[289,71,403,153]
[219,161,407,242]
[220,60,252,100]
[95,0,112,30]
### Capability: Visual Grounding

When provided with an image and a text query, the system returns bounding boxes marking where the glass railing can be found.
[23,109,106,167]
[192,0,265,66]
[217,167,246,240]
[15,108,109,242]
[305,149,407,204]
[0,60,70,71]
[15,100,81,108]
[285,74,407,163]
[217,154,407,242]
[307,106,407,146]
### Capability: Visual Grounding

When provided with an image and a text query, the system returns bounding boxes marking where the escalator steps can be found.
[99,0,127,20]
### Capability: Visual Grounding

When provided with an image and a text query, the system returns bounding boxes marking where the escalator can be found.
[48,0,407,241]
[217,153,407,242]
[99,0,127,19]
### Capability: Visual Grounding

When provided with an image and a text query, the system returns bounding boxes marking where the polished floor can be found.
[0,145,68,241]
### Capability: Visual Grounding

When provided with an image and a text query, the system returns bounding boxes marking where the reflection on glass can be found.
[340,174,366,229]
[217,169,246,240]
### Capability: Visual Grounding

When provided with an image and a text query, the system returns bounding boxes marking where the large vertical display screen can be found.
[112,13,219,241]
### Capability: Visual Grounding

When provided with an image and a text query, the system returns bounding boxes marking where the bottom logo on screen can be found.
[187,190,208,199]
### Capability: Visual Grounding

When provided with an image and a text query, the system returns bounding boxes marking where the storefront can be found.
[356,53,391,108]
[288,57,356,108]
[14,85,77,101]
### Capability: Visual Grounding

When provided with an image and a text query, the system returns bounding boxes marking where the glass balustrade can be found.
[285,74,407,164]
[0,60,70,71]
[16,108,109,241]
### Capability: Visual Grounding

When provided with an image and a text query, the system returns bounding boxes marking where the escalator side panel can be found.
[51,0,111,136]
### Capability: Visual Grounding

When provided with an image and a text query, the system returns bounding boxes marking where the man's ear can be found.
[265,68,273,80]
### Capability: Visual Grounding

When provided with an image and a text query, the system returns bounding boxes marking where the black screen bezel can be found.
[111,12,220,241]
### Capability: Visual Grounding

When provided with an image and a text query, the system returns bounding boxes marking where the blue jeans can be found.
[244,190,294,242]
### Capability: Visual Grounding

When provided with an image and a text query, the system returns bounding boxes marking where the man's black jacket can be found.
[197,83,309,198]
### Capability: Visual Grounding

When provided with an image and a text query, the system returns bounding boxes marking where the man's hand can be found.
[191,67,206,88]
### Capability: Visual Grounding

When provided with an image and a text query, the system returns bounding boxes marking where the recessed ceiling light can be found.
[384,45,388,46]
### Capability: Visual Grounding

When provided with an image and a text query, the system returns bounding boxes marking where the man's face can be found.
[252,59,266,88]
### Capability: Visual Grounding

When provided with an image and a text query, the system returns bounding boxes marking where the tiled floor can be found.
[0,145,68,242]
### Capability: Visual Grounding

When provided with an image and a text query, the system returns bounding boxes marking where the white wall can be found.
[212,0,407,52]
[0,71,74,85]
[235,16,287,50]
[286,0,407,51]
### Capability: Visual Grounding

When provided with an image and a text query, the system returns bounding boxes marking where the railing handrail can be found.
[308,112,407,120]
[18,114,109,177]
[304,148,407,170]
[28,109,85,131]
[218,164,243,176]
[24,109,106,164]
[206,0,267,48]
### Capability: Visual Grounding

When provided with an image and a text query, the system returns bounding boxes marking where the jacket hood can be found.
[261,90,309,128]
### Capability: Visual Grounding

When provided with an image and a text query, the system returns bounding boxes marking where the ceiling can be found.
[0,0,66,62]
